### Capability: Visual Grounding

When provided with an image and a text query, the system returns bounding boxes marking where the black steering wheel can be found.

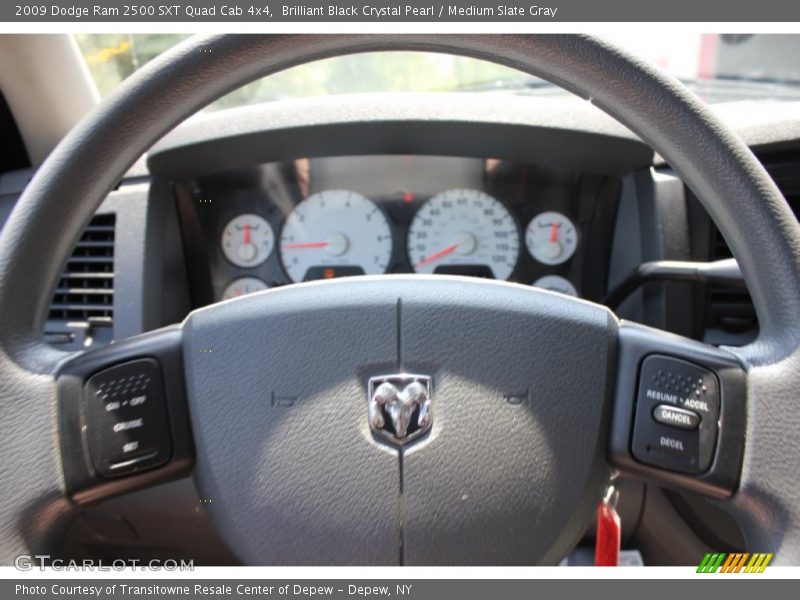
[1,35,799,565]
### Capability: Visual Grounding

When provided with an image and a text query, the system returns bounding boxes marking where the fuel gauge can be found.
[221,214,275,268]
[525,212,578,265]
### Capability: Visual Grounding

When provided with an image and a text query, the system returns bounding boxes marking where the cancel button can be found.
[653,404,700,431]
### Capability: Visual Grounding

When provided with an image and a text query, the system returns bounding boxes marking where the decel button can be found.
[653,404,700,430]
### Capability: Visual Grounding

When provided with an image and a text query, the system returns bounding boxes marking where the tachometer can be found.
[408,189,519,281]
[279,190,392,282]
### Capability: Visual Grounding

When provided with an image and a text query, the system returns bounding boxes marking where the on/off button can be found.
[653,404,700,431]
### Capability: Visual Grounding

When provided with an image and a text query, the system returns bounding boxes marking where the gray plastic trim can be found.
[148,93,653,177]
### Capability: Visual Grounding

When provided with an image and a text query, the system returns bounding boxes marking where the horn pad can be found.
[183,276,616,565]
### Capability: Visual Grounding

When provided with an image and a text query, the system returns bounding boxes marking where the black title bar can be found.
[4,0,800,22]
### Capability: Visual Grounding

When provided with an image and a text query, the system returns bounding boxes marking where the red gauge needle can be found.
[416,243,459,267]
[281,241,330,250]
[243,224,252,245]
[549,223,559,243]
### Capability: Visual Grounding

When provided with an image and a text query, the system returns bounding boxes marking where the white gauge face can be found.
[279,190,392,283]
[221,277,268,300]
[533,275,578,297]
[221,214,275,268]
[525,212,579,265]
[408,189,519,281]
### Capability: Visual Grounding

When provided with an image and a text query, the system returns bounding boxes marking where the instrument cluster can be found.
[181,155,601,306]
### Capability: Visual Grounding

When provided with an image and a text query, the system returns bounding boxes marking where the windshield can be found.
[75,33,800,109]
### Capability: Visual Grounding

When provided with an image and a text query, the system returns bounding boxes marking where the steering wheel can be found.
[1,35,799,566]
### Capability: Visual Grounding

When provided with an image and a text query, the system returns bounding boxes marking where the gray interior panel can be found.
[148,93,653,177]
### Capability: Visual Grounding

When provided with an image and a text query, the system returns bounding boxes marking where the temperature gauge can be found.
[525,212,578,265]
[221,277,268,300]
[221,214,275,268]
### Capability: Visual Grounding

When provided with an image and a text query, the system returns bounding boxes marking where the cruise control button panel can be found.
[631,355,720,474]
[84,359,173,477]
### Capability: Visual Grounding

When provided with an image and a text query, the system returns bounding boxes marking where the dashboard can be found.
[6,91,792,352]
[176,154,620,308]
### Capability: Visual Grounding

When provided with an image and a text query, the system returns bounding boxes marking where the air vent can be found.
[763,150,800,214]
[46,213,115,347]
[706,150,800,342]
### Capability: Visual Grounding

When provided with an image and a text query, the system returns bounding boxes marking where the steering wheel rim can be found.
[0,34,798,564]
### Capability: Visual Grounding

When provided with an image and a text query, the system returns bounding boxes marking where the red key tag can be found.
[595,485,621,566]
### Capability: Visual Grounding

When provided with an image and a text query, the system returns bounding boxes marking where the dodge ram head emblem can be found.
[368,374,432,444]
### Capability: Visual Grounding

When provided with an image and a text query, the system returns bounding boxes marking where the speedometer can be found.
[279,190,392,283]
[408,189,519,281]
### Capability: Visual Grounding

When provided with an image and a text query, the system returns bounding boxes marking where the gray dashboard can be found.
[148,92,653,177]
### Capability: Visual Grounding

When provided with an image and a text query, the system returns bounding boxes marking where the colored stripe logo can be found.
[697,552,773,573]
